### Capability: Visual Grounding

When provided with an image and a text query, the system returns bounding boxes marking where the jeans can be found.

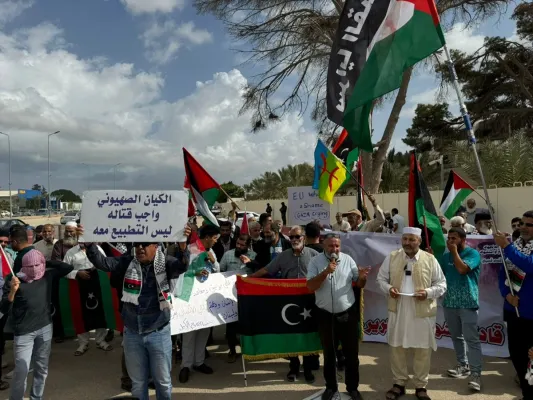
[123,323,172,400]
[443,307,483,374]
[316,304,360,392]
[10,323,53,400]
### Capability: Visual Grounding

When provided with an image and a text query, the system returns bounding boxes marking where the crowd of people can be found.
[0,197,531,400]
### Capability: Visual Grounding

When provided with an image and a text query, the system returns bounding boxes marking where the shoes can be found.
[179,367,190,383]
[347,390,363,400]
[193,364,214,374]
[321,388,338,400]
[104,329,114,343]
[468,374,481,391]
[304,371,315,384]
[287,370,299,382]
[447,363,470,378]
[227,352,237,364]
[0,380,9,391]
[120,379,132,392]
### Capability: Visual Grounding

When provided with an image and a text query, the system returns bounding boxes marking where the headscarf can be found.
[19,249,46,283]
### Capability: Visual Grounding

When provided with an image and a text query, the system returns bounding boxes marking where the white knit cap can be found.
[65,221,77,228]
[403,227,422,237]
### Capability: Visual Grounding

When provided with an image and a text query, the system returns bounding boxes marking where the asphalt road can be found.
[0,334,522,400]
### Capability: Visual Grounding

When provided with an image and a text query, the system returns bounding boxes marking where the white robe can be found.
[377,250,447,351]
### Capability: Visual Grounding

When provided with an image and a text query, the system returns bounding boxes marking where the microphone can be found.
[328,253,339,279]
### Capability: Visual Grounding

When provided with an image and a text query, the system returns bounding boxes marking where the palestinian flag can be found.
[183,176,196,218]
[183,148,220,226]
[440,170,474,219]
[327,0,445,152]
[408,152,446,257]
[237,276,321,360]
[58,269,123,336]
[0,246,12,278]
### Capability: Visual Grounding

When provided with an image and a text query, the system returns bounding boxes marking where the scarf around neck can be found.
[505,237,533,293]
[122,248,172,310]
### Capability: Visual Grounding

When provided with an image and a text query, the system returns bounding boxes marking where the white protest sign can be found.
[81,190,188,242]
[287,186,331,226]
[171,271,238,334]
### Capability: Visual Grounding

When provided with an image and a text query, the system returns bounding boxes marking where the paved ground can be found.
[0,333,522,400]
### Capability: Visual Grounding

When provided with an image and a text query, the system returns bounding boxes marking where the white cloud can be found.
[0,0,33,25]
[0,22,314,191]
[141,20,213,65]
[445,23,485,54]
[119,0,185,15]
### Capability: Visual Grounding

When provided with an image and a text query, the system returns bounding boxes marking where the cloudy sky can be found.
[0,0,520,195]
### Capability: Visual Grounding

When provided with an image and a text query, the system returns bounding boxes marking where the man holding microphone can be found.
[306,233,369,400]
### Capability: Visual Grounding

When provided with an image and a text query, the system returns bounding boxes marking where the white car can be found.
[60,210,81,224]
[235,211,261,229]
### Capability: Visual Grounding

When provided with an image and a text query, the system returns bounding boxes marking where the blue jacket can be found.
[499,243,533,320]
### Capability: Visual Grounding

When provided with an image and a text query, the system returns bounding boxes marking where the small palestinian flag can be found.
[183,148,221,226]
[0,246,12,278]
[408,151,446,257]
[440,170,474,219]
[237,276,321,360]
[58,270,123,336]
[327,0,445,152]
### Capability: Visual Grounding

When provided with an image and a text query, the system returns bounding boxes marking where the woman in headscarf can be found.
[0,229,73,400]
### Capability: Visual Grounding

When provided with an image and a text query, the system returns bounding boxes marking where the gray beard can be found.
[63,237,78,247]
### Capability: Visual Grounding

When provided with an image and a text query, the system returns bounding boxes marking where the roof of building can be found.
[0,191,17,197]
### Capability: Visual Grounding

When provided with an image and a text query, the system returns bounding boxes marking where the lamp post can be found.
[48,131,60,217]
[113,163,121,190]
[0,132,12,216]
[429,155,445,190]
[81,163,91,190]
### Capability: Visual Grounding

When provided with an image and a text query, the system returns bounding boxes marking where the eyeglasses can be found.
[519,221,533,228]
[133,242,155,248]
[324,233,340,239]
[289,235,302,240]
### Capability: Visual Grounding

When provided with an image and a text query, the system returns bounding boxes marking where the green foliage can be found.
[31,184,47,194]
[51,189,81,203]
[217,182,245,203]
[244,163,314,200]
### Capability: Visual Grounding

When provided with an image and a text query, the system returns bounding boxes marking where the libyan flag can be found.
[183,148,221,226]
[408,151,446,257]
[56,269,123,336]
[327,0,445,152]
[440,170,474,219]
[236,276,321,360]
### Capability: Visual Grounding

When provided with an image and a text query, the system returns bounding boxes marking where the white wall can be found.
[220,186,533,230]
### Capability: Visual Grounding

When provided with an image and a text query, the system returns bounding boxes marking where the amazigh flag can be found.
[183,148,220,226]
[408,152,446,257]
[58,269,123,336]
[327,0,445,152]
[440,170,474,219]
[237,276,321,360]
[312,140,347,204]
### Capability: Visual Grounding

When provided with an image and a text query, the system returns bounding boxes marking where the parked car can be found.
[0,218,31,230]
[0,211,11,218]
[60,211,81,225]
[235,211,261,229]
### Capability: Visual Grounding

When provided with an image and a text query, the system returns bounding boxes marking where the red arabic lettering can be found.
[483,323,505,346]
[364,318,388,336]
[435,323,451,339]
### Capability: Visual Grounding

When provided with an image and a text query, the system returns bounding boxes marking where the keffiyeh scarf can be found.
[122,248,172,310]
[505,237,533,293]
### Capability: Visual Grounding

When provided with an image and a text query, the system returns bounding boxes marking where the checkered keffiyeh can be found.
[19,249,46,283]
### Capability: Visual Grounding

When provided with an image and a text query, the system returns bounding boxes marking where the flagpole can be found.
[220,187,242,211]
[444,44,518,317]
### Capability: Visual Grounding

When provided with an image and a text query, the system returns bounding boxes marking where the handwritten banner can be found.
[340,232,508,357]
[287,186,331,226]
[81,190,188,242]
[171,271,238,335]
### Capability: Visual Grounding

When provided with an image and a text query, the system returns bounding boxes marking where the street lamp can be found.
[429,155,445,190]
[81,163,91,190]
[113,163,121,190]
[48,131,60,217]
[0,132,12,216]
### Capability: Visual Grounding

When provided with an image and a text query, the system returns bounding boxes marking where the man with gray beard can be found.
[51,221,79,343]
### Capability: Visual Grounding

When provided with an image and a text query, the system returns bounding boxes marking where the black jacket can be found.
[0,261,73,336]
[213,237,236,262]
[254,236,291,268]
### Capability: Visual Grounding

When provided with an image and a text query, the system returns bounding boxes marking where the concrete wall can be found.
[220,186,533,230]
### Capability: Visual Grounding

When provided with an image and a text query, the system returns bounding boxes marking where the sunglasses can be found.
[324,233,340,239]
[133,242,155,248]
[289,235,302,240]
[519,221,533,228]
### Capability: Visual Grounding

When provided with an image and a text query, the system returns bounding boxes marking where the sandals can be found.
[74,344,89,356]
[415,388,431,400]
[386,384,405,400]
[96,342,113,352]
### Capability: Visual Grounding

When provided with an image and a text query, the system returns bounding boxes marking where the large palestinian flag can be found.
[327,0,445,152]
[237,277,321,360]
[183,148,221,226]
[440,170,474,219]
[408,152,446,257]
[58,269,123,336]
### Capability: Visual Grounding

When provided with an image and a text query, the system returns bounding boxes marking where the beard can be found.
[291,242,303,251]
[63,236,78,247]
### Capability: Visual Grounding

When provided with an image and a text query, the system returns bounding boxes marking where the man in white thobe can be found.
[377,227,447,400]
